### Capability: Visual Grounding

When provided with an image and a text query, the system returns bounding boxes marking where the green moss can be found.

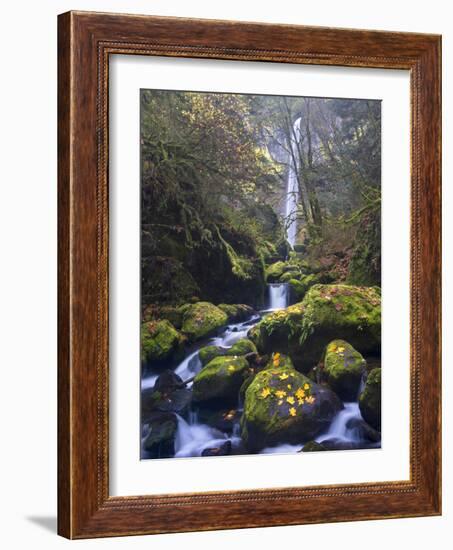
[288,274,319,300]
[193,355,250,404]
[217,303,254,322]
[199,345,226,366]
[199,339,256,367]
[297,284,381,369]
[302,440,327,452]
[181,302,228,341]
[359,368,381,430]
[229,338,257,356]
[241,354,342,451]
[265,261,287,282]
[279,270,302,283]
[141,320,184,364]
[324,339,366,400]
[251,284,381,372]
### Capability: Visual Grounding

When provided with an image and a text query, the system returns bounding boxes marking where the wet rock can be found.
[201,440,232,457]
[198,339,257,366]
[250,284,381,373]
[345,417,381,442]
[323,340,366,401]
[240,354,342,452]
[141,319,185,365]
[301,441,327,452]
[193,355,250,405]
[359,368,381,431]
[181,302,228,341]
[142,412,177,458]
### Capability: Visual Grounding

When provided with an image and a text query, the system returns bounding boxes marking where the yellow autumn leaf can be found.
[278,400,283,405]
[295,388,305,400]
[289,407,297,417]
[303,383,310,390]
[273,352,281,359]
[260,387,271,398]
[275,390,286,399]
[279,373,289,380]
[306,396,316,404]
[337,346,345,353]
[227,365,235,372]
[286,396,295,405]
[287,384,292,390]
[298,398,304,405]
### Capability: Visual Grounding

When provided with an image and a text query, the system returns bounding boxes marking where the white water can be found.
[142,285,379,458]
[315,403,363,445]
[285,117,302,248]
[267,282,289,310]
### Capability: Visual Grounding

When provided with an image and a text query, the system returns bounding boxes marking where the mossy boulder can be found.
[265,261,300,283]
[142,304,184,328]
[248,303,306,369]
[288,274,319,301]
[250,284,380,372]
[229,338,257,356]
[301,440,327,452]
[265,261,287,282]
[217,303,255,322]
[298,285,381,369]
[240,354,342,451]
[181,302,228,341]
[142,411,178,459]
[198,339,257,366]
[359,368,381,431]
[199,345,226,366]
[323,340,366,401]
[193,356,250,404]
[141,320,185,365]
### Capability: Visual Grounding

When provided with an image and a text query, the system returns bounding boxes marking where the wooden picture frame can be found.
[58,10,441,539]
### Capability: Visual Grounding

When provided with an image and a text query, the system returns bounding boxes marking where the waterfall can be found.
[267,283,289,310]
[285,117,302,248]
[315,402,373,448]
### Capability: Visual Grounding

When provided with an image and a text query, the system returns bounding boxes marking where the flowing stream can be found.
[142,283,379,458]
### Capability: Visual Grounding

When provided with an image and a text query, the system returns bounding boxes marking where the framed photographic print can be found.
[58,11,441,538]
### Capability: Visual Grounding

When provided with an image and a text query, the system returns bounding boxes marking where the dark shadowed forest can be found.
[140,90,382,459]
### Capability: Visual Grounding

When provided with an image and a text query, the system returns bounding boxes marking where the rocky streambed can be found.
[141,283,382,460]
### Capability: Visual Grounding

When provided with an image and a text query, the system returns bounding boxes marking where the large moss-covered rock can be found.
[288,274,319,301]
[217,303,255,323]
[141,320,185,364]
[198,339,257,366]
[142,411,177,458]
[250,284,381,372]
[359,368,381,431]
[181,302,228,341]
[265,261,301,283]
[193,356,250,404]
[324,340,366,401]
[298,285,381,369]
[240,354,342,451]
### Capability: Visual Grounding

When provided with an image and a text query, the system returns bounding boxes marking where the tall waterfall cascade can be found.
[285,117,302,248]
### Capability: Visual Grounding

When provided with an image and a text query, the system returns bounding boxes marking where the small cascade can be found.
[267,283,289,310]
[174,414,228,458]
[285,117,302,248]
[315,403,364,446]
